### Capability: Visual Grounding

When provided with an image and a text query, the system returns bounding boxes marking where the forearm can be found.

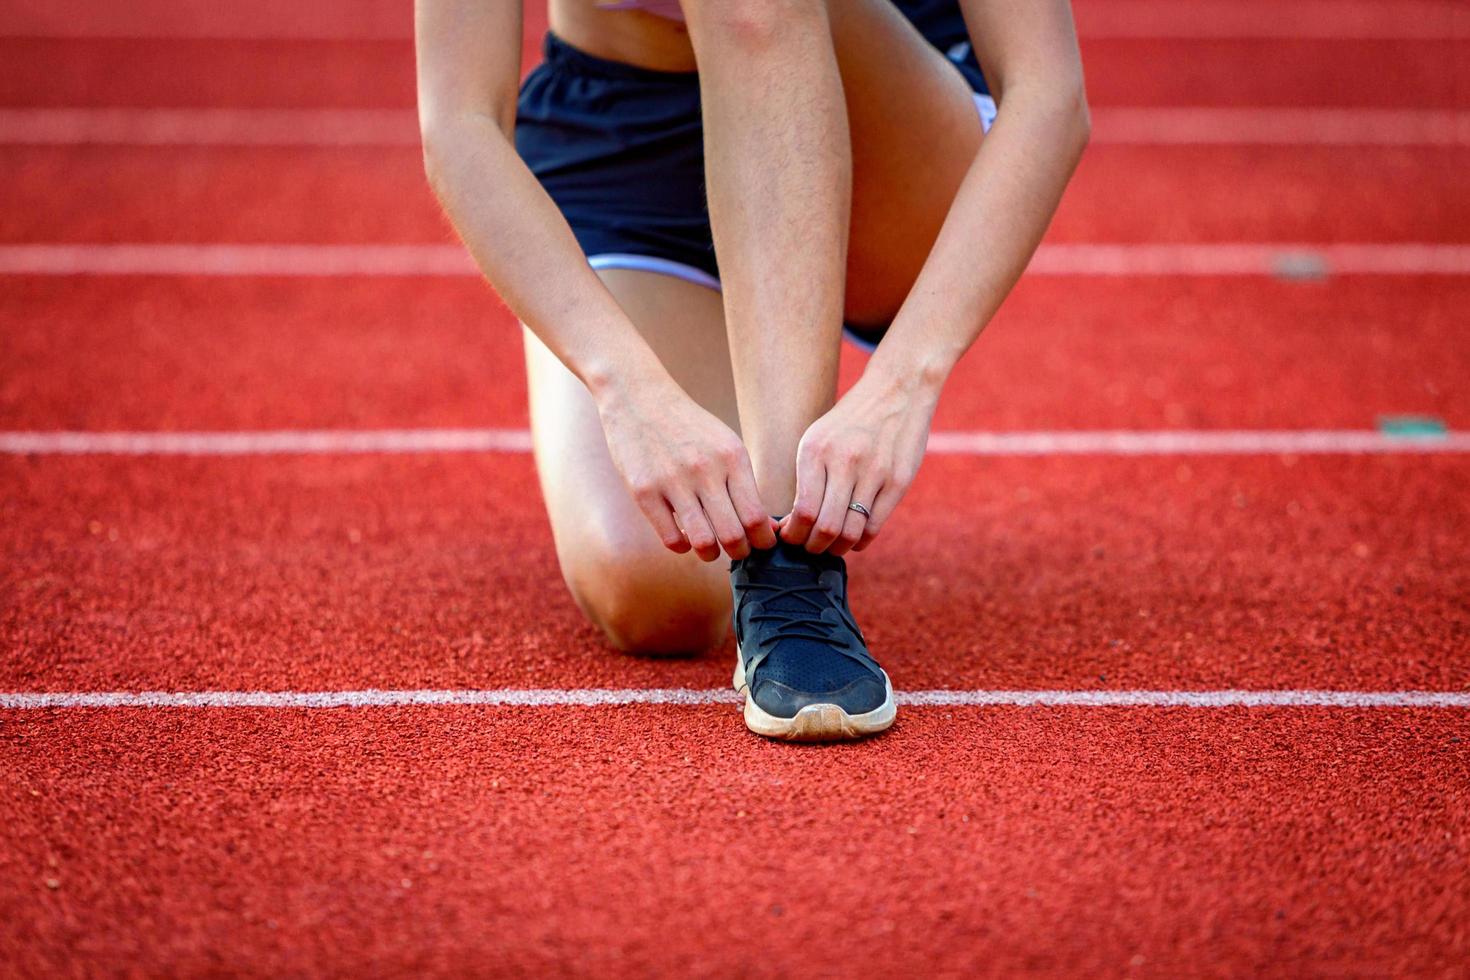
[867,85,1089,393]
[423,115,671,401]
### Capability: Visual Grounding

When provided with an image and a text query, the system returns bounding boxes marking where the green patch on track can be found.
[1377,416,1448,438]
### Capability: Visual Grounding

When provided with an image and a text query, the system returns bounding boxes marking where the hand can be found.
[596,372,777,561]
[779,369,939,555]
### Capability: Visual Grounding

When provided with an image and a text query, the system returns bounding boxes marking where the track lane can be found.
[2,277,1464,432]
[6,107,1468,148]
[6,0,1464,41]
[3,37,1466,109]
[3,145,1464,245]
[1054,146,1467,243]
[0,0,415,40]
[3,708,1465,975]
[3,453,1466,693]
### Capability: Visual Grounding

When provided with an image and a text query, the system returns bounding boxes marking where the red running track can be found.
[3,276,1466,431]
[4,35,1467,109]
[3,144,1468,244]
[4,708,1468,975]
[4,3,1470,975]
[3,453,1467,693]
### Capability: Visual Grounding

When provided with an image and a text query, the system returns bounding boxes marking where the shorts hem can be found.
[587,253,720,291]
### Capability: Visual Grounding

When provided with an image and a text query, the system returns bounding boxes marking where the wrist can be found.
[863,341,953,402]
[584,345,676,413]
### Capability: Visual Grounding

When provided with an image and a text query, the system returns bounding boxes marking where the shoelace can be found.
[741,581,845,649]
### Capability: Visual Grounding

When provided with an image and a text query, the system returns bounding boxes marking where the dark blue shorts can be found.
[514,1,993,347]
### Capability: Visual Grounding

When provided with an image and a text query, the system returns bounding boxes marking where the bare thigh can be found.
[524,268,737,649]
[829,0,986,329]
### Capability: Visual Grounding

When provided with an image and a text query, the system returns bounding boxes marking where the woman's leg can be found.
[680,0,851,515]
[525,267,738,654]
[829,0,987,328]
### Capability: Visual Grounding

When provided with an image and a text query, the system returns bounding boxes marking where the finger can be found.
[668,490,722,562]
[853,480,906,552]
[829,471,884,557]
[698,482,751,560]
[780,441,827,546]
[634,489,691,554]
[726,455,777,550]
[805,463,855,553]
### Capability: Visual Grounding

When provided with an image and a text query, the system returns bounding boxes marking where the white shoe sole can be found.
[732,648,897,742]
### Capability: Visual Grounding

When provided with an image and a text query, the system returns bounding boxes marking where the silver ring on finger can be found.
[847,501,871,519]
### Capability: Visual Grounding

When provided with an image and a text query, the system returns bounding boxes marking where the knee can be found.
[683,0,826,48]
[561,538,731,655]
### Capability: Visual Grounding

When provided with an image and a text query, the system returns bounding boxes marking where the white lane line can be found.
[1074,0,1470,39]
[1093,108,1470,146]
[5,107,1468,147]
[0,243,475,277]
[1028,244,1470,276]
[0,689,741,708]
[0,108,420,146]
[2,243,1469,277]
[903,690,1470,707]
[3,689,1468,709]
[2,429,1466,457]
[0,429,535,455]
[922,431,1470,455]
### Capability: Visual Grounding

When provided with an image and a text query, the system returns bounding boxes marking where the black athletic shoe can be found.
[729,541,895,740]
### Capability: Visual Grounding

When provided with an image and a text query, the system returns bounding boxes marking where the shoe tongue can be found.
[768,540,842,572]
[753,542,841,613]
